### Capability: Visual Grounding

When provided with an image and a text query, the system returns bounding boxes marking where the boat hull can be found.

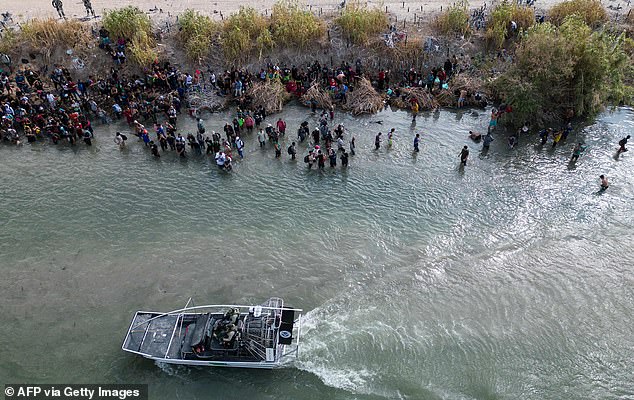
[141,354,284,369]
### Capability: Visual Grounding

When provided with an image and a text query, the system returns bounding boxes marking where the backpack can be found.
[287,145,293,155]
[303,155,309,163]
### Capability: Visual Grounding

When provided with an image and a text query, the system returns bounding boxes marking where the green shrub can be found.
[103,7,156,66]
[433,0,470,37]
[485,1,534,49]
[178,10,219,61]
[0,29,18,55]
[103,6,152,40]
[221,7,270,61]
[549,0,607,27]
[491,16,630,126]
[271,0,325,47]
[335,2,387,45]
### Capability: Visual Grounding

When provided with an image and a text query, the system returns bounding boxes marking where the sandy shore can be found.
[3,0,596,23]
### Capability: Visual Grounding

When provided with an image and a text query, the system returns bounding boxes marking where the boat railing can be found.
[127,301,302,332]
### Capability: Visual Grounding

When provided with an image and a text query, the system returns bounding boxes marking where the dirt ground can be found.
[5,0,622,23]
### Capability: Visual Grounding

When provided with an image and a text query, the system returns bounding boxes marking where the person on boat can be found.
[600,175,609,191]
[460,145,469,166]
[414,133,420,152]
[469,131,482,142]
[222,324,238,347]
[617,135,630,155]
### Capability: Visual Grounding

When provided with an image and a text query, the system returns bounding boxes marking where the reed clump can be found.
[433,0,470,37]
[178,10,220,61]
[221,7,271,61]
[335,2,387,45]
[270,1,325,48]
[548,0,607,28]
[485,1,535,49]
[20,18,90,51]
[103,7,157,66]
[0,29,19,55]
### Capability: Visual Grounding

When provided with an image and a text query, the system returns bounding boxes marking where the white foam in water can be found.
[155,360,191,379]
[294,307,380,395]
[296,359,376,393]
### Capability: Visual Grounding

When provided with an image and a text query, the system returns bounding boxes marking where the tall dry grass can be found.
[335,1,387,45]
[485,1,535,49]
[178,10,219,62]
[548,0,607,27]
[270,0,325,48]
[433,0,470,37]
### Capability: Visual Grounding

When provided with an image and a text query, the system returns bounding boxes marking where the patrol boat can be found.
[122,297,302,369]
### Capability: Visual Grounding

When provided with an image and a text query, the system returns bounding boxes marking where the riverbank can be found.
[1,0,633,130]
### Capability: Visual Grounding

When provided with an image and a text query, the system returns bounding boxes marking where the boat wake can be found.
[294,307,378,394]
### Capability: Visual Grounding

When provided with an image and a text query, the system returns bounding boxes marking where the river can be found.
[1,105,632,400]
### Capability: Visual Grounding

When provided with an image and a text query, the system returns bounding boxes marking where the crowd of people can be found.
[0,27,629,190]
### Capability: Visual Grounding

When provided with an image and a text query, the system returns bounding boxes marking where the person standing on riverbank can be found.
[83,0,95,17]
[52,0,65,19]
[460,146,469,166]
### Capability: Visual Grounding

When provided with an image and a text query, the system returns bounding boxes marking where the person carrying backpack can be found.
[617,135,630,155]
[287,142,297,160]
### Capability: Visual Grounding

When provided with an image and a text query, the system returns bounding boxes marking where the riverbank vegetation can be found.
[220,7,270,61]
[491,15,632,126]
[103,6,157,66]
[433,1,470,37]
[178,10,219,62]
[549,0,607,27]
[1,0,632,128]
[335,2,387,44]
[271,1,325,48]
[0,19,90,61]
[485,1,535,49]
